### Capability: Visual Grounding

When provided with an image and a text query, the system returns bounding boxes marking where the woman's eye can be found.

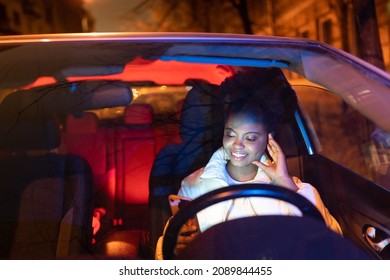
[225,131,235,137]
[246,137,257,142]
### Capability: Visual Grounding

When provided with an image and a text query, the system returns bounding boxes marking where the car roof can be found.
[0,32,389,130]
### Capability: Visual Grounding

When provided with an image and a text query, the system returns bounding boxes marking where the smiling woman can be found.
[154,68,344,259]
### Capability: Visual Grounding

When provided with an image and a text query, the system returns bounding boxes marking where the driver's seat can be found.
[148,82,225,257]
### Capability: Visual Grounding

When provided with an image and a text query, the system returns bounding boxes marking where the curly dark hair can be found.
[219,68,298,133]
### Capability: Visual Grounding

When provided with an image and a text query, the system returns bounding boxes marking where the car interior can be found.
[0,92,95,259]
[0,52,388,260]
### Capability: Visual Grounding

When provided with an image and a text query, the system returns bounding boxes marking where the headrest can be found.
[0,119,61,150]
[180,83,224,143]
[123,104,153,125]
[66,112,98,134]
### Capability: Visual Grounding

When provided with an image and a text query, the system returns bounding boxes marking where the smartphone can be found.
[265,130,276,162]
[168,194,192,215]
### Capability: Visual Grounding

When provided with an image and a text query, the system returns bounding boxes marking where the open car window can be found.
[293,85,389,190]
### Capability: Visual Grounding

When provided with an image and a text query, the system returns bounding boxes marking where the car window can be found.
[294,85,390,189]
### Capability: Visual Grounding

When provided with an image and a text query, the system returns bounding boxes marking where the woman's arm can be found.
[252,134,342,235]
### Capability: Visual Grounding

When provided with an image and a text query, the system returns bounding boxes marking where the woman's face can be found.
[223,112,268,168]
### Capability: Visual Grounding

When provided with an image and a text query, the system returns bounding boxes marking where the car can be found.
[0,32,389,260]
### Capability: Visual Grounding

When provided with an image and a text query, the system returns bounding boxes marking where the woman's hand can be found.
[252,133,298,191]
[174,216,200,256]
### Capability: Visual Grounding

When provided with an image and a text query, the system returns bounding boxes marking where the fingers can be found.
[267,133,279,153]
[174,233,198,256]
[177,228,199,243]
[252,134,287,177]
[179,220,197,234]
[267,133,284,161]
[174,222,199,256]
[176,221,198,244]
[251,160,264,168]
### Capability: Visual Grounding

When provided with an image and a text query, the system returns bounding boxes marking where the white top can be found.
[178,147,342,234]
[155,147,342,259]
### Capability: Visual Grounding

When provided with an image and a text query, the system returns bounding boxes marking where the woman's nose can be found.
[233,138,244,148]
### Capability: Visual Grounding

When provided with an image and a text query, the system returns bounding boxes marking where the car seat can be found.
[148,82,225,257]
[92,104,155,259]
[62,112,114,209]
[0,115,94,259]
[61,111,118,244]
[115,104,155,220]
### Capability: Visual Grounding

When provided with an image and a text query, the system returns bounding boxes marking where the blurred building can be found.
[1,0,388,70]
[120,0,389,69]
[254,0,390,70]
[0,0,94,35]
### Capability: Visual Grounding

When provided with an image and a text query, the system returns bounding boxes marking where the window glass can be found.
[294,85,390,189]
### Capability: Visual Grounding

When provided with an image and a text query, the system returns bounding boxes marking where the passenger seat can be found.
[62,112,111,205]
[0,117,94,259]
[61,112,117,240]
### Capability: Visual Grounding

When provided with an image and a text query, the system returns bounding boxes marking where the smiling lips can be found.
[231,152,247,160]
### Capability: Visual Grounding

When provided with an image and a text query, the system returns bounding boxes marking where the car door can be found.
[294,85,390,259]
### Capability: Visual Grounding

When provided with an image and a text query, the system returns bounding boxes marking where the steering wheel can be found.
[162,183,325,260]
